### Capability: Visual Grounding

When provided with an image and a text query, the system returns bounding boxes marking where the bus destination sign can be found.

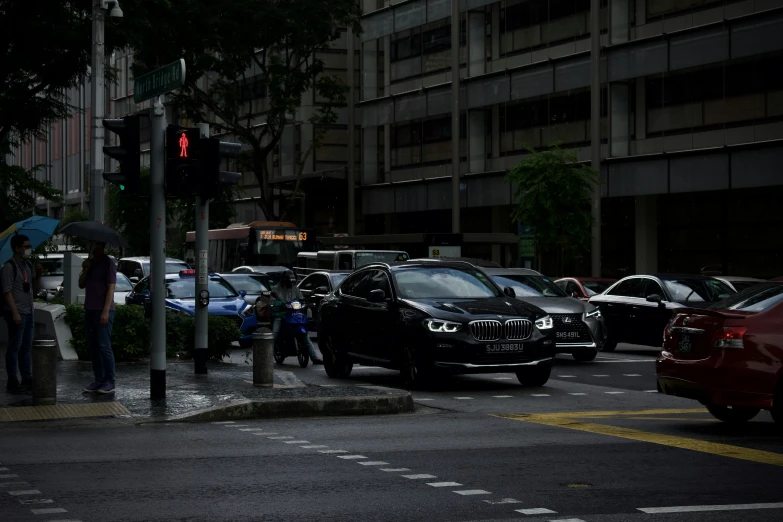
[259,230,308,242]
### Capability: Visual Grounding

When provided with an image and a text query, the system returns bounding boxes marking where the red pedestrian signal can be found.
[179,132,189,158]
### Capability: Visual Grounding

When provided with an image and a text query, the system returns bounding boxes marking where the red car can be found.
[657,282,783,424]
[555,277,617,301]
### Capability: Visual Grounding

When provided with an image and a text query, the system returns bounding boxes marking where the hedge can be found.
[64,304,239,362]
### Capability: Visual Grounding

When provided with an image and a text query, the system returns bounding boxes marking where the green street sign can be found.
[133,59,186,104]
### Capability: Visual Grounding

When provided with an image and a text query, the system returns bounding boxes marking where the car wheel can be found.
[273,347,286,365]
[602,337,617,352]
[321,334,352,379]
[400,345,432,390]
[706,404,760,424]
[572,350,597,362]
[516,365,551,387]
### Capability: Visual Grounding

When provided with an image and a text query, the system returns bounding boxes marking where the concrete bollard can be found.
[32,335,58,405]
[253,330,275,387]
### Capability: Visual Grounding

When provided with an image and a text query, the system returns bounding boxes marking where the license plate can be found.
[556,331,582,339]
[678,334,692,353]
[485,343,524,353]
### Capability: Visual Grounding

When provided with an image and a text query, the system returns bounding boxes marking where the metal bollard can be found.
[253,330,275,387]
[32,335,58,405]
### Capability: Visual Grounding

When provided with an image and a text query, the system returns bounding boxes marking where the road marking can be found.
[212,421,235,424]
[252,432,278,436]
[516,508,557,515]
[9,490,41,495]
[31,508,67,515]
[624,374,642,377]
[592,374,609,377]
[531,394,550,397]
[605,391,625,394]
[0,467,8,471]
[644,390,659,393]
[300,445,329,449]
[336,455,367,460]
[550,519,587,522]
[20,499,54,505]
[638,502,783,514]
[283,440,310,444]
[427,482,463,487]
[454,489,491,495]
[483,498,523,505]
[402,474,437,479]
[493,377,513,380]
[569,393,587,396]
[0,475,18,479]
[557,375,576,378]
[358,461,389,466]
[268,436,293,440]
[238,428,268,432]
[493,395,513,398]
[318,450,348,454]
[453,397,474,400]
[226,424,248,427]
[0,482,29,487]
[497,409,783,467]
[416,398,435,401]
[380,468,411,472]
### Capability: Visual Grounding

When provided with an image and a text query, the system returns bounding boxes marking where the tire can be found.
[400,345,432,390]
[706,404,760,424]
[516,365,552,387]
[602,337,618,352]
[321,334,353,379]
[572,350,597,362]
[273,346,285,365]
[296,337,309,368]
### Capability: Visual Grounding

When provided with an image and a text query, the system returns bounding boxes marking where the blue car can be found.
[125,270,259,347]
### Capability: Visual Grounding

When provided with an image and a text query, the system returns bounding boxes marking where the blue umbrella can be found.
[0,216,61,265]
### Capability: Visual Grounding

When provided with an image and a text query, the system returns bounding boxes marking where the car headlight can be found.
[585,308,602,319]
[424,319,462,333]
[535,315,554,330]
[241,304,255,317]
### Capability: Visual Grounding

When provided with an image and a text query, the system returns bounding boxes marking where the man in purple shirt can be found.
[78,241,117,394]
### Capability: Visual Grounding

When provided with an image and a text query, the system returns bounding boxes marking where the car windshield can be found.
[38,258,64,276]
[491,274,567,297]
[355,251,409,268]
[164,277,238,299]
[710,283,783,312]
[582,280,613,296]
[115,273,134,292]
[222,275,271,294]
[143,262,190,274]
[394,267,501,299]
[728,280,763,293]
[663,278,735,303]
[331,273,348,286]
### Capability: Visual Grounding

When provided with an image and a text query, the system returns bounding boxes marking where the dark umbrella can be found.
[59,221,130,249]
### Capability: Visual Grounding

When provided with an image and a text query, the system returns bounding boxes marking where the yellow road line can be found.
[496,413,783,468]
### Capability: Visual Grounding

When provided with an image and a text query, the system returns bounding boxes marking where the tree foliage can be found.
[119,0,361,220]
[59,205,90,252]
[0,144,63,231]
[506,145,598,273]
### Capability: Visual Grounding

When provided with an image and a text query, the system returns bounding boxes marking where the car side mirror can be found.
[238,290,247,298]
[315,286,329,294]
[570,291,579,298]
[646,294,663,304]
[368,289,386,303]
[130,277,139,284]
[503,286,516,298]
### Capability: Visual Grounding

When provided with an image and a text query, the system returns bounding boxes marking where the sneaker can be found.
[83,381,103,393]
[97,382,116,394]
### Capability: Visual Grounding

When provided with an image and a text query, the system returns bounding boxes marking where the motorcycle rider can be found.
[271,270,323,364]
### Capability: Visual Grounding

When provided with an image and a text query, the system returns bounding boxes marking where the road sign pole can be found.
[194,123,210,375]
[150,96,167,399]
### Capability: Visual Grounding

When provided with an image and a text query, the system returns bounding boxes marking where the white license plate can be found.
[556,331,581,339]
[678,334,692,353]
[485,343,524,353]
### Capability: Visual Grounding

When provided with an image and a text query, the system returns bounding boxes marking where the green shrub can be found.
[204,315,240,361]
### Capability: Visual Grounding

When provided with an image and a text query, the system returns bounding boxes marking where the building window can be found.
[647,0,724,19]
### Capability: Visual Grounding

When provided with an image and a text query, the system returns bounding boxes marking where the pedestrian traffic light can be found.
[165,125,202,198]
[102,115,141,195]
[198,138,242,200]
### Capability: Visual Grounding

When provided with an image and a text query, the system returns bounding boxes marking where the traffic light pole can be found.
[194,123,210,375]
[150,97,167,399]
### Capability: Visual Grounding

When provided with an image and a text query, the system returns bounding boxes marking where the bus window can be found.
[338,253,353,270]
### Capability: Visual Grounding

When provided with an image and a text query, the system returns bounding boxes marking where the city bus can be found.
[184,221,315,272]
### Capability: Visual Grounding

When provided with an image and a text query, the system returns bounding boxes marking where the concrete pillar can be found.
[383,36,391,97]
[363,127,379,184]
[610,0,630,45]
[610,83,630,157]
[468,11,486,77]
[362,40,378,101]
[468,110,485,173]
[636,79,646,140]
[635,195,658,274]
[491,4,500,61]
[491,104,500,158]
[636,0,647,27]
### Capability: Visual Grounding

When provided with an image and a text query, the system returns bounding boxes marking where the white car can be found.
[714,276,766,293]
[113,272,134,305]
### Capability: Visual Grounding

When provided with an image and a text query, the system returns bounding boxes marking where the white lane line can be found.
[401,474,437,479]
[453,397,474,400]
[358,461,389,466]
[569,393,587,396]
[226,424,248,427]
[592,374,609,377]
[31,508,68,515]
[638,502,783,514]
[415,398,435,401]
[550,519,587,522]
[531,394,550,397]
[8,490,41,495]
[212,421,235,424]
[0,482,29,487]
[427,482,463,487]
[380,468,410,472]
[644,390,659,393]
[20,499,54,505]
[605,391,625,394]
[252,432,278,436]
[454,490,491,496]
[493,377,513,380]
[557,375,576,378]
[283,440,310,444]
[238,428,268,432]
[516,508,557,515]
[483,498,523,505]
[0,475,19,479]
[300,445,329,449]
[623,374,642,377]
[0,467,8,471]
[493,395,513,398]
[268,436,293,440]
[336,455,367,460]
[318,450,348,454]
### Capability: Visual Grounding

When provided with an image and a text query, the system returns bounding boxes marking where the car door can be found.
[298,274,327,330]
[126,277,151,306]
[635,278,672,347]
[595,277,645,344]
[331,270,372,355]
[356,269,395,363]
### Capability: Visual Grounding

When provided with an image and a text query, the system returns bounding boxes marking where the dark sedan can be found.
[318,261,555,388]
[589,274,735,351]
[297,271,349,334]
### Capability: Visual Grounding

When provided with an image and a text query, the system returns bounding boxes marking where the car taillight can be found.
[712,327,747,349]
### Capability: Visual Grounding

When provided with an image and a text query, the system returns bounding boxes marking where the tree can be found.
[506,145,598,275]
[0,144,63,231]
[119,0,361,220]
[169,184,242,259]
[59,205,90,251]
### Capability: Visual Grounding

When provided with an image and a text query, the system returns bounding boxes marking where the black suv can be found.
[318,261,555,388]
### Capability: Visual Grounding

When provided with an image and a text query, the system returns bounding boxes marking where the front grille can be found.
[469,320,502,341]
[505,319,533,340]
[551,313,592,341]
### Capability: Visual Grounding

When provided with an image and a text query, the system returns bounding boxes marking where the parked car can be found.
[232,265,290,286]
[555,277,617,301]
[118,257,190,284]
[36,253,66,301]
[297,271,350,333]
[657,282,783,424]
[318,260,555,388]
[125,269,258,347]
[220,273,275,325]
[113,272,134,305]
[589,274,736,351]
[714,276,766,293]
[484,268,607,362]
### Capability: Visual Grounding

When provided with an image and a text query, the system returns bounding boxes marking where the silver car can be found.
[484,268,607,362]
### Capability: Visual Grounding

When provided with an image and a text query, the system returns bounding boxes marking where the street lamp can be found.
[89,0,124,224]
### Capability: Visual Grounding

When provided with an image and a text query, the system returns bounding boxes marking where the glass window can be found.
[355,251,409,267]
[222,275,271,294]
[163,277,238,299]
[608,278,644,298]
[135,277,151,294]
[663,278,735,303]
[115,273,134,292]
[583,280,613,295]
[141,261,189,275]
[642,279,666,299]
[565,281,582,297]
[491,274,567,297]
[39,258,64,276]
[711,283,783,313]
[339,271,371,298]
[331,273,348,288]
[394,267,501,299]
[338,253,353,270]
[364,269,392,297]
[300,274,328,292]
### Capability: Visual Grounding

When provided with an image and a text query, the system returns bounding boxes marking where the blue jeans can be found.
[85,310,116,384]
[273,317,319,361]
[5,313,33,384]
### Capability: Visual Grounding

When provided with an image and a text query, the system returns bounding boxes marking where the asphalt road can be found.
[2,343,782,522]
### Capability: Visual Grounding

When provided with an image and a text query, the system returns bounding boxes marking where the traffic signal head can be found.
[102,115,141,195]
[166,126,202,198]
[198,138,241,200]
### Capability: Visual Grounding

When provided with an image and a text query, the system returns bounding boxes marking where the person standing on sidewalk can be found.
[1,234,43,393]
[79,242,117,394]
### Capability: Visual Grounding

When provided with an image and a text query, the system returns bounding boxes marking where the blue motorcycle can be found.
[271,297,310,368]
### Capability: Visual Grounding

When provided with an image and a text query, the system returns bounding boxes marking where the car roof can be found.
[568,277,617,282]
[715,276,766,282]
[235,265,289,272]
[364,260,480,271]
[120,257,188,263]
[482,268,543,276]
[409,257,502,268]
[302,271,350,277]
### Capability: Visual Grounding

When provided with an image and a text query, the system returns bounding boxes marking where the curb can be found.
[163,386,415,422]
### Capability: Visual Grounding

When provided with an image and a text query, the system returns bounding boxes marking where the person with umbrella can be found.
[1,235,44,393]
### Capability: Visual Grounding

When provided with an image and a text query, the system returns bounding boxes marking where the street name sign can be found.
[133,59,186,103]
